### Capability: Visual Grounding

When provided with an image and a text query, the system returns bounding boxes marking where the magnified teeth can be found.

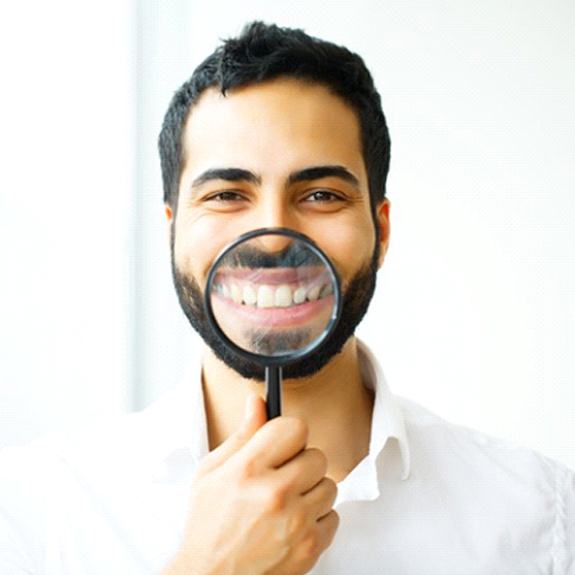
[320,283,333,298]
[307,284,321,301]
[293,287,307,305]
[242,285,257,305]
[219,278,333,308]
[275,285,292,307]
[230,284,242,304]
[257,285,274,308]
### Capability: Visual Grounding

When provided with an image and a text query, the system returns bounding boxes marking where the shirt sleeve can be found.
[565,470,575,575]
[0,512,35,574]
[0,446,40,574]
[559,463,575,574]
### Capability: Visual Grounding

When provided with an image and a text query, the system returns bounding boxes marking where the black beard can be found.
[170,240,379,383]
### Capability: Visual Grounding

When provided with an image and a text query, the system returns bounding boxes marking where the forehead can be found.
[180,78,366,183]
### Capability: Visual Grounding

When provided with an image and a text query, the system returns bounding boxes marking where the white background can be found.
[1,0,574,470]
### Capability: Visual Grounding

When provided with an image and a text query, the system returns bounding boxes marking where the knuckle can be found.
[326,510,340,537]
[286,510,307,539]
[282,417,308,444]
[298,531,321,561]
[236,457,258,482]
[331,508,340,526]
[309,448,328,473]
[262,484,289,513]
[325,477,338,500]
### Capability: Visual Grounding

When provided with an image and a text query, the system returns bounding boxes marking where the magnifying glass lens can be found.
[208,234,337,358]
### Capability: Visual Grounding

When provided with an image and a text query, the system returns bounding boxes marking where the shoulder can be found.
[0,386,199,573]
[398,398,575,528]
[0,381,200,503]
[0,400,173,568]
[397,395,572,482]
[0,410,147,503]
[0,385,190,498]
[398,397,575,563]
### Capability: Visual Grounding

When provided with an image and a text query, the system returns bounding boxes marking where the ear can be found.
[164,203,174,244]
[375,199,391,269]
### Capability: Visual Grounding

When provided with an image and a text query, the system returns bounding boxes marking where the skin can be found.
[163,78,390,575]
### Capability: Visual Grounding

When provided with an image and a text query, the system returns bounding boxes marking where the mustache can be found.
[218,243,323,269]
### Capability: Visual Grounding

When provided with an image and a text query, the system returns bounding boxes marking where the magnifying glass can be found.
[205,228,342,420]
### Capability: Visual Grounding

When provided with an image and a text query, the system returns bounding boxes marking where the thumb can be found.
[198,393,267,475]
[237,393,267,440]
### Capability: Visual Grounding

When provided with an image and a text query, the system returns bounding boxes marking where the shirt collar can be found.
[330,342,411,505]
[147,339,410,487]
[142,361,208,482]
[356,340,410,480]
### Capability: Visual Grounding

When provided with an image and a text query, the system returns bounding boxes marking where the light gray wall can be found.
[136,0,575,468]
[0,0,134,445]
[2,1,574,470]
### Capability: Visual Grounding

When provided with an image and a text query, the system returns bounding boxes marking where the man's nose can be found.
[247,198,300,253]
[254,232,294,255]
[254,197,299,247]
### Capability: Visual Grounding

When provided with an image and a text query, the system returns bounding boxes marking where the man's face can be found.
[166,78,390,380]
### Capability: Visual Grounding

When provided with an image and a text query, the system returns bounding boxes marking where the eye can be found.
[205,190,245,202]
[303,190,343,202]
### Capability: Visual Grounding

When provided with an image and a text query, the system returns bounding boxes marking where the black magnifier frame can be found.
[205,227,342,419]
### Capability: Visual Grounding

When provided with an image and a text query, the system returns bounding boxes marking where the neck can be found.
[201,337,374,482]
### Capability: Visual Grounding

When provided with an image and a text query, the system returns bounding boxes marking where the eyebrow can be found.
[287,165,360,188]
[189,164,360,191]
[191,168,262,189]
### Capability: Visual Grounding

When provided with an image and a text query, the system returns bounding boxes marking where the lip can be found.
[213,266,329,286]
[211,292,335,329]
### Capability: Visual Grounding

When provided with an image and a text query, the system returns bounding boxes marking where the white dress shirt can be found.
[1,341,573,574]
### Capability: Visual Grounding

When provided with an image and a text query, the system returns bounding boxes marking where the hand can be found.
[164,394,339,575]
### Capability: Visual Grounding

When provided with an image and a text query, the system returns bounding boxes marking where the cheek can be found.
[313,220,376,283]
[173,215,225,282]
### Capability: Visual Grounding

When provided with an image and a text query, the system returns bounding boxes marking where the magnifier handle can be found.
[265,366,282,419]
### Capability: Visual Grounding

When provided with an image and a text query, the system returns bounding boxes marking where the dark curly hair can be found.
[158,21,391,216]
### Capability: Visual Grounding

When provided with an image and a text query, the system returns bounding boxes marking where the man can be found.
[1,21,574,575]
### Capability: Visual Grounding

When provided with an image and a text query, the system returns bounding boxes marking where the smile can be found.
[211,267,334,309]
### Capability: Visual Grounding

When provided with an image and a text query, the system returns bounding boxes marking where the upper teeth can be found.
[215,282,333,308]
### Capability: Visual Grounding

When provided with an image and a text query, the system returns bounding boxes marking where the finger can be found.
[274,447,328,494]
[315,509,339,550]
[290,509,339,571]
[234,416,309,472]
[198,394,267,476]
[301,477,338,520]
